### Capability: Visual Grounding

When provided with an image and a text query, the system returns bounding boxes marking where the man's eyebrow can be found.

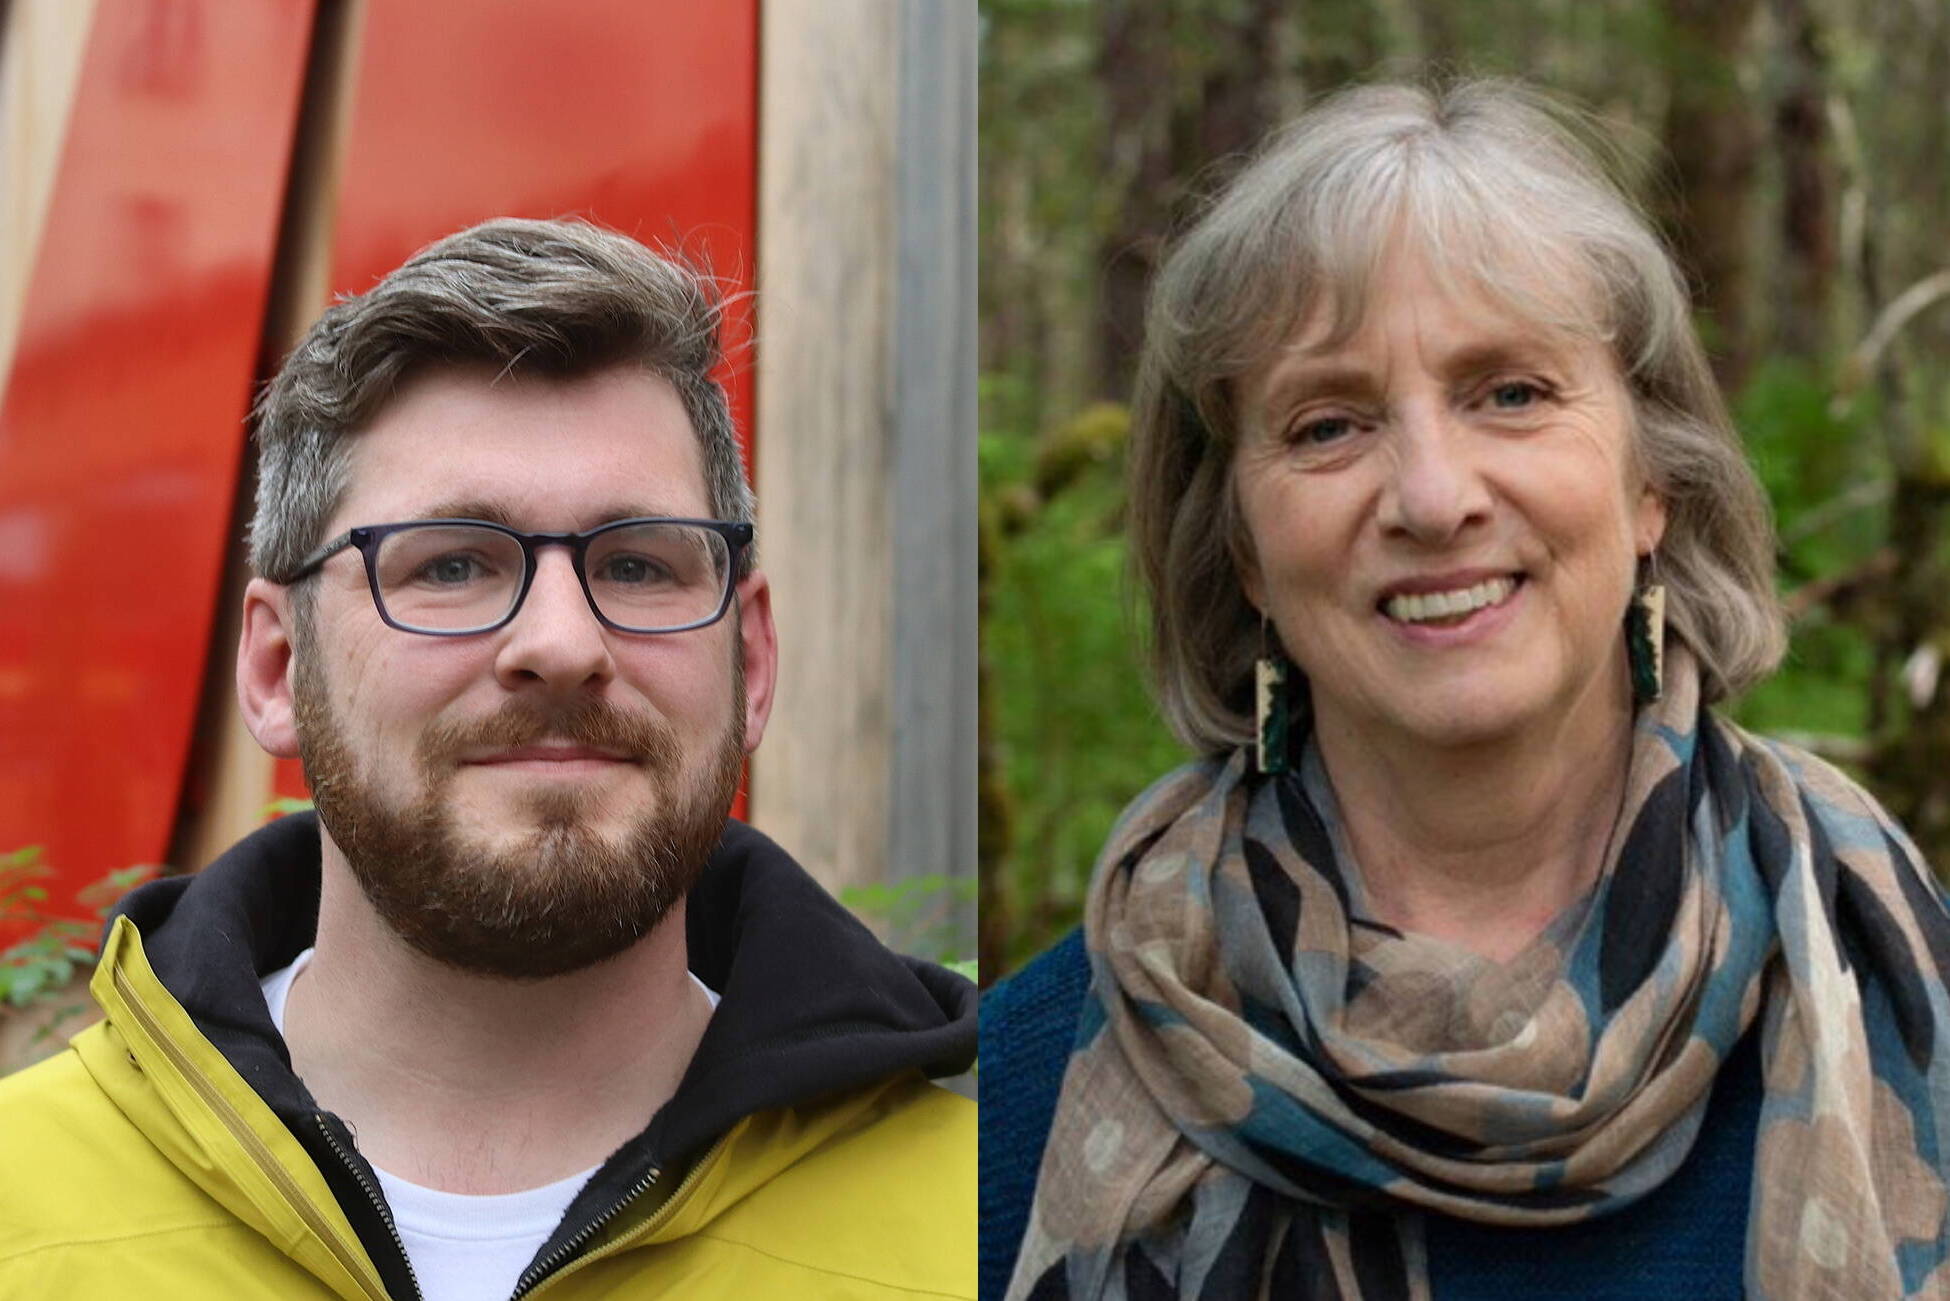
[418,499,520,527]
[411,500,698,528]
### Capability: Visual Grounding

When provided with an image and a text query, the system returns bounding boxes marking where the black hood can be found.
[107,811,975,1296]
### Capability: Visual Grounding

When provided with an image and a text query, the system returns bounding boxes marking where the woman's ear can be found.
[1239,560,1265,613]
[237,578,302,760]
[1228,493,1266,612]
[1635,486,1668,558]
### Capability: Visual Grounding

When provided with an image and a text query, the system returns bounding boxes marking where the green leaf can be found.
[8,967,47,1006]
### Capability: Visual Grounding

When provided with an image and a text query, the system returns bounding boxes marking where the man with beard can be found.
[0,219,977,1301]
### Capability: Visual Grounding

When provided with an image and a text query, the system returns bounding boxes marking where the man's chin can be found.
[293,664,747,980]
[368,814,710,981]
[452,789,649,850]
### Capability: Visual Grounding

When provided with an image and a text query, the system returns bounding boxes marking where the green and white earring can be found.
[1626,561,1666,705]
[1254,616,1291,775]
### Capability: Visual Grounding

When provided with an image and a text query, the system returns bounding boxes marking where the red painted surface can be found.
[271,0,762,818]
[0,0,317,923]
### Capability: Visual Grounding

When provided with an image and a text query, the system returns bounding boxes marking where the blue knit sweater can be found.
[979,927,1761,1300]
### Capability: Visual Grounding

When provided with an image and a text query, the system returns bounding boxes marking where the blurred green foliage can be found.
[983,383,1184,970]
[1729,360,1885,741]
[839,874,978,977]
[0,847,154,1020]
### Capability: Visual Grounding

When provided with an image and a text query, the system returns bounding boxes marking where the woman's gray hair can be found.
[1129,78,1786,753]
[249,216,755,584]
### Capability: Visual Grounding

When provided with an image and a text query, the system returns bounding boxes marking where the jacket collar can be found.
[101,811,975,1293]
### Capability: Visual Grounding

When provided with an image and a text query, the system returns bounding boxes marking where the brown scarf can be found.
[1009,650,1950,1299]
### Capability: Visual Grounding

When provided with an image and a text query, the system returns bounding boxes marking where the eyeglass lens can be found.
[371,522,732,632]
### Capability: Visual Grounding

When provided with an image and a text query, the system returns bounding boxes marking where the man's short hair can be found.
[249,217,755,587]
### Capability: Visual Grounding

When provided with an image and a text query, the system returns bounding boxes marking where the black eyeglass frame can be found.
[283,516,755,637]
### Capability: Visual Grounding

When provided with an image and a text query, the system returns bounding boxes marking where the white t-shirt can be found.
[260,948,717,1301]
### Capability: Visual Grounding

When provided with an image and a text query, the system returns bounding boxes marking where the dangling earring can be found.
[1626,559,1666,705]
[1254,615,1290,775]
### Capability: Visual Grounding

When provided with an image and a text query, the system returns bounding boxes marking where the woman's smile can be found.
[1376,570,1526,645]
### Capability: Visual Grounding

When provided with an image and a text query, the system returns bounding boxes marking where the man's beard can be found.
[291,658,745,980]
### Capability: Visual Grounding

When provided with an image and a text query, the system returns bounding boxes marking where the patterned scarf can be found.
[1009,649,1950,1299]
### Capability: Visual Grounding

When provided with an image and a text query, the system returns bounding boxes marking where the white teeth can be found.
[1384,577,1516,624]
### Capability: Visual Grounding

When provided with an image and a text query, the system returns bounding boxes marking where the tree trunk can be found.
[1092,0,1283,403]
[1093,0,1174,404]
[1855,194,1950,865]
[1866,471,1950,862]
[1661,0,1763,388]
[1770,0,1837,361]
[976,503,1013,986]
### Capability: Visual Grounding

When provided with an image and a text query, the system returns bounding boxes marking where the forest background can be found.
[976,0,1950,980]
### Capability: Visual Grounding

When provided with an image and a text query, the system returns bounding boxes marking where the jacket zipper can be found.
[110,967,394,1301]
[114,954,728,1300]
[509,1165,660,1299]
[513,1129,733,1299]
[316,1114,424,1301]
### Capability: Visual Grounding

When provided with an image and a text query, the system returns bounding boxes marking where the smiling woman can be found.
[1234,244,1667,853]
[981,80,1950,1300]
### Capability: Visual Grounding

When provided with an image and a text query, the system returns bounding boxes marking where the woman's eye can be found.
[1488,380,1545,410]
[1291,415,1354,446]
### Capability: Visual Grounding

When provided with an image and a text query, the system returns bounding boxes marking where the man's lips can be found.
[418,697,680,778]
[464,745,639,766]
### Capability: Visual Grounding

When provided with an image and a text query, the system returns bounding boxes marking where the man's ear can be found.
[237,578,302,760]
[734,570,778,753]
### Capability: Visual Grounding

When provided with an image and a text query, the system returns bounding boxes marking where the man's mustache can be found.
[416,697,681,772]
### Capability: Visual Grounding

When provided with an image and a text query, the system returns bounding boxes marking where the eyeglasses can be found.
[284,517,754,636]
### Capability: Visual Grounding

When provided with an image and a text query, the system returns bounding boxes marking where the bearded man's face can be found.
[279,366,758,978]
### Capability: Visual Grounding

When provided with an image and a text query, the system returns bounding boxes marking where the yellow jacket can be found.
[0,816,976,1299]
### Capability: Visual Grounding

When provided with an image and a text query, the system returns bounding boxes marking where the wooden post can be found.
[755,0,977,953]
[889,1,978,949]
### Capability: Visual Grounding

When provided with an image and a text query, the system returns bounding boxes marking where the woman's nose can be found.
[1375,405,1493,545]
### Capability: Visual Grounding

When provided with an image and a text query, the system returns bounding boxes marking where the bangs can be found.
[1233,129,1616,388]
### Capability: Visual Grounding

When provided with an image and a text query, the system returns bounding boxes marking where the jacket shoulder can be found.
[0,1038,236,1262]
[641,1074,975,1299]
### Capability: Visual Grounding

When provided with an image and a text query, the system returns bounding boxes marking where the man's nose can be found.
[1374,403,1493,545]
[492,549,615,690]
